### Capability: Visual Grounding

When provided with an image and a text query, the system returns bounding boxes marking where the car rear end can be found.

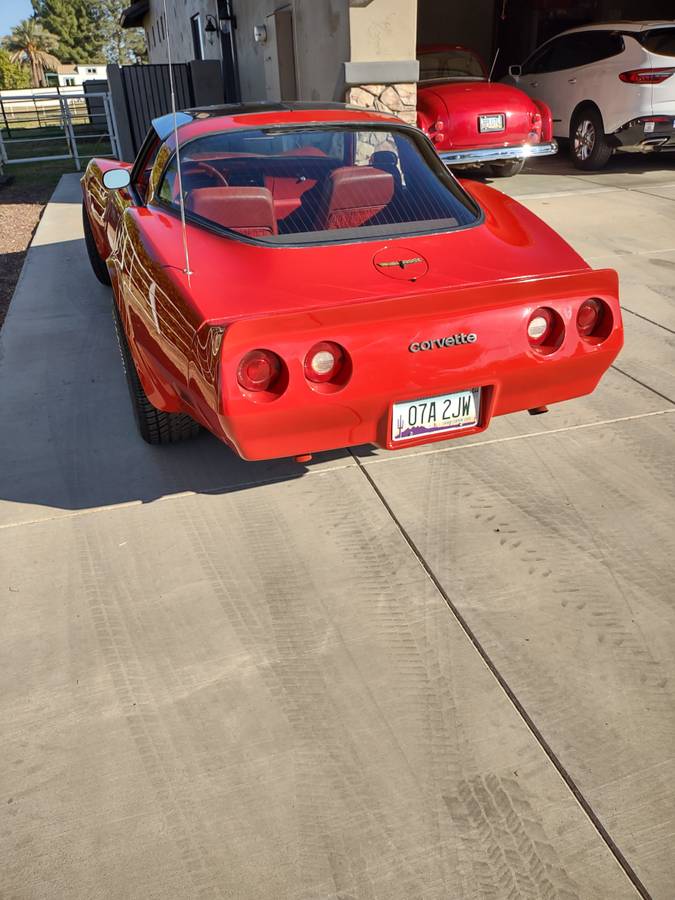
[198,267,621,461]
[143,114,619,461]
[418,81,557,168]
[612,25,675,153]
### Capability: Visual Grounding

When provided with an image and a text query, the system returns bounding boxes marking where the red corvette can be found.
[81,102,622,462]
[417,44,558,176]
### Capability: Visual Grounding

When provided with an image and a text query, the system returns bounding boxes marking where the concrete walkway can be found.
[1,156,674,899]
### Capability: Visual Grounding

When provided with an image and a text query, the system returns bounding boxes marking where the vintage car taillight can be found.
[527,307,564,354]
[304,341,344,383]
[530,110,543,138]
[620,68,675,84]
[237,349,281,392]
[429,119,445,145]
[577,298,611,342]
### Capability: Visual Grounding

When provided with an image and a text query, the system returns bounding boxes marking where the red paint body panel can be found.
[417,46,553,152]
[81,107,622,461]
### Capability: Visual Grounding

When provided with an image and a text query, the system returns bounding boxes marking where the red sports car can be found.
[417,44,558,176]
[81,102,621,462]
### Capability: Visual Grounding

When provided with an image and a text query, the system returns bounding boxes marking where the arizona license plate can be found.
[392,388,481,443]
[479,113,505,133]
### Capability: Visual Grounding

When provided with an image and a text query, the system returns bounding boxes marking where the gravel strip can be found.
[0,182,54,329]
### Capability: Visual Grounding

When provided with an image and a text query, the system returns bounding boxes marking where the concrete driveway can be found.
[1,154,674,899]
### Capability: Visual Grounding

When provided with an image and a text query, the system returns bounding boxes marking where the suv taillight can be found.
[620,68,675,84]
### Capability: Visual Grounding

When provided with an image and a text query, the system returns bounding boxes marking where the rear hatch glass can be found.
[157,124,481,245]
[639,28,675,57]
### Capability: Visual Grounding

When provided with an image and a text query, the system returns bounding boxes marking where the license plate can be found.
[392,388,481,443]
[479,114,505,133]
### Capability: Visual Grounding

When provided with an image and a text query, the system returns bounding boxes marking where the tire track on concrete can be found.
[428,432,675,726]
[350,449,652,900]
[477,429,675,725]
[75,519,227,900]
[423,453,583,900]
[322,478,468,894]
[178,492,435,900]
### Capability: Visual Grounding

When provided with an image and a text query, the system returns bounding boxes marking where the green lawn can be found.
[6,158,83,191]
[1,119,113,166]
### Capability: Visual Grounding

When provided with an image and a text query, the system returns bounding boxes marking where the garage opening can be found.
[417,0,675,80]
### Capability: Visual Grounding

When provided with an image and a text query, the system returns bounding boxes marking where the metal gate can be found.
[0,90,120,171]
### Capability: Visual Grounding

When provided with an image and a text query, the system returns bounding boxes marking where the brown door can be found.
[264,8,298,101]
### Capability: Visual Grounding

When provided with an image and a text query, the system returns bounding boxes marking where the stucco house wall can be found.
[144,0,222,64]
[231,0,349,103]
[134,0,419,122]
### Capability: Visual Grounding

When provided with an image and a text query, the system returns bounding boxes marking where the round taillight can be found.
[527,308,552,345]
[577,298,603,337]
[304,341,344,384]
[237,349,281,392]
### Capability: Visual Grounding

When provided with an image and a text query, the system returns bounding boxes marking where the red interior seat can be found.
[265,175,318,221]
[320,166,394,230]
[187,186,278,237]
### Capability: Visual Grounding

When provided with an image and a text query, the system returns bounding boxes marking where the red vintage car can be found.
[417,44,558,176]
[81,102,621,462]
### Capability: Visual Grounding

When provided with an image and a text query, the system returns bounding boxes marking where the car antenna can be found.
[488,47,500,82]
[162,0,192,283]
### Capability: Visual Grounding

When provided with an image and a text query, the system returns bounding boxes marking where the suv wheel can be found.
[570,107,612,170]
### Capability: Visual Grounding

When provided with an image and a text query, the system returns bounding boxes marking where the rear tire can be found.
[82,203,111,286]
[112,301,201,445]
[489,159,525,178]
[570,107,612,170]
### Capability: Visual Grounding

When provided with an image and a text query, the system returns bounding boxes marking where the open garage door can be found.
[418,0,675,83]
[417,0,498,73]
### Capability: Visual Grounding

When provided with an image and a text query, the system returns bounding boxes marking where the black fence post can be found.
[106,64,136,161]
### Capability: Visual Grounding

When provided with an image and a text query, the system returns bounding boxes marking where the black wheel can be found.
[489,159,525,178]
[112,301,201,445]
[570,107,612,170]
[82,203,111,286]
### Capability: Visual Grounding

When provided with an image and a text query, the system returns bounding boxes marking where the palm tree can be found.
[2,19,60,88]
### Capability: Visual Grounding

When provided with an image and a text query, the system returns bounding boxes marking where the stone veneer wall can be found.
[345,83,417,126]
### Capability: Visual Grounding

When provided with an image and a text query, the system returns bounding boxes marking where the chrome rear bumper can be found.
[440,140,558,166]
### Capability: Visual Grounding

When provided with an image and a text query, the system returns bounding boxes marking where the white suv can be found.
[506,21,675,169]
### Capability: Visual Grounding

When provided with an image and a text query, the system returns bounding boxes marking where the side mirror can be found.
[508,64,522,78]
[102,168,131,190]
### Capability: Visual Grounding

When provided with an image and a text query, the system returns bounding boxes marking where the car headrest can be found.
[187,186,277,237]
[323,166,394,229]
[370,151,399,170]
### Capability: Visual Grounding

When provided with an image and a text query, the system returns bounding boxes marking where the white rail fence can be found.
[0,91,120,171]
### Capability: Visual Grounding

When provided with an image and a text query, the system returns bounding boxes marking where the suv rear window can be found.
[157,125,480,244]
[639,28,675,57]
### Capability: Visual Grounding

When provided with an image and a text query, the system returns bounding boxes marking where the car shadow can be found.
[459,150,675,185]
[0,235,376,522]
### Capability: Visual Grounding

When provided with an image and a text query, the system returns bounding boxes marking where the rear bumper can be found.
[612,117,675,153]
[440,140,558,166]
[225,352,619,461]
[192,270,622,461]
